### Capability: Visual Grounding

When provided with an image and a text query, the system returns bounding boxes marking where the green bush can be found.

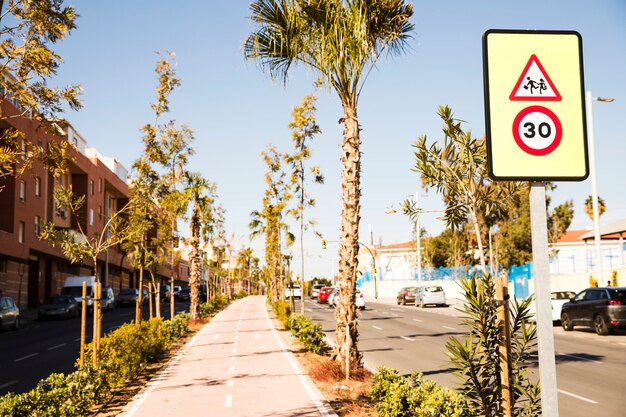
[288,314,328,355]
[272,300,291,328]
[371,366,474,417]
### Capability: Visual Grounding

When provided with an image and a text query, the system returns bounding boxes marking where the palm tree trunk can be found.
[189,217,201,322]
[334,105,362,372]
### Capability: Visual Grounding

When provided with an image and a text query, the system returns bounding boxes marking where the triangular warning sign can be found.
[509,54,561,101]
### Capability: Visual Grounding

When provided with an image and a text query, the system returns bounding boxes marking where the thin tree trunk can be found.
[189,217,201,322]
[334,105,362,372]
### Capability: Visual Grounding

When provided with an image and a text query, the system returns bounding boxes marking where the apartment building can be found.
[0,98,183,308]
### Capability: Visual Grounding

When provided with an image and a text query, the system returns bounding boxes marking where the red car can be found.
[317,286,335,304]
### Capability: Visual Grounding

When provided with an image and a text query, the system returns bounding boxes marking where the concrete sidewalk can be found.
[118,296,337,417]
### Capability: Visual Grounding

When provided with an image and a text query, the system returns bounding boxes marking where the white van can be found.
[61,276,96,313]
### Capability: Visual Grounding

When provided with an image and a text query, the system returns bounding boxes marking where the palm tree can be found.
[583,195,606,221]
[245,0,414,371]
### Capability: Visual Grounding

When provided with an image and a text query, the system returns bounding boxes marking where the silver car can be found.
[0,296,20,330]
[415,285,446,308]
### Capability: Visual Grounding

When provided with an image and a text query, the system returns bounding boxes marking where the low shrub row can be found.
[0,299,230,417]
[288,314,328,355]
[370,367,474,417]
[271,299,292,328]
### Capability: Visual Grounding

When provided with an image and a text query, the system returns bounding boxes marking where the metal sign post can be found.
[529,182,559,416]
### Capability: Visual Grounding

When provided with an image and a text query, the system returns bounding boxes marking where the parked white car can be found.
[285,284,302,300]
[527,291,576,323]
[329,288,365,310]
[414,285,446,307]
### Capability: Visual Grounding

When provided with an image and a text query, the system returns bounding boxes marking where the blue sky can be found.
[53,1,626,279]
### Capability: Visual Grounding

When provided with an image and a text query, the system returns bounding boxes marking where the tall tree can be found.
[406,106,521,272]
[184,172,220,322]
[583,195,606,220]
[249,145,293,302]
[245,0,414,370]
[0,0,81,191]
[136,52,193,319]
[285,94,323,316]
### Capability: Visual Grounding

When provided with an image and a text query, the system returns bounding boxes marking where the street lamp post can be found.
[414,192,422,283]
[585,91,614,283]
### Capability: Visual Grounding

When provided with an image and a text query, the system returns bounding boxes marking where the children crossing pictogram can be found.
[509,54,561,101]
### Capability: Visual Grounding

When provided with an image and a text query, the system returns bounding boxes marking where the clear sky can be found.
[53,1,626,279]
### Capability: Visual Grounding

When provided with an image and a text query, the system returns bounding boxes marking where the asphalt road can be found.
[303,297,626,417]
[0,300,190,396]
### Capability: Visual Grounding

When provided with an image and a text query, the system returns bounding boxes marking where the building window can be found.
[20,139,26,160]
[34,215,41,237]
[34,176,41,197]
[19,180,26,202]
[98,178,102,193]
[18,221,25,244]
[98,205,102,221]
[90,180,94,196]
[89,208,94,226]
[0,259,6,273]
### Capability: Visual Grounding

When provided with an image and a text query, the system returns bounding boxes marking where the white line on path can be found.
[618,342,626,347]
[443,326,457,331]
[214,333,220,340]
[557,353,601,364]
[224,395,233,408]
[232,347,237,354]
[227,380,234,387]
[412,318,422,323]
[47,343,66,351]
[0,381,18,390]
[558,389,598,404]
[228,365,235,373]
[373,326,383,330]
[400,336,415,342]
[14,353,38,362]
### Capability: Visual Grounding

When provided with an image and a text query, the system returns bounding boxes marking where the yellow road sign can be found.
[483,30,588,181]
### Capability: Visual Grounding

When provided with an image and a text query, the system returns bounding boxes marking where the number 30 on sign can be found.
[512,105,562,156]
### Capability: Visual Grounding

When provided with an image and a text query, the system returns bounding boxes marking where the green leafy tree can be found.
[423,228,471,268]
[250,145,294,303]
[40,186,137,363]
[285,94,324,316]
[245,0,414,371]
[583,195,606,220]
[0,0,81,191]
[185,172,220,322]
[405,106,521,272]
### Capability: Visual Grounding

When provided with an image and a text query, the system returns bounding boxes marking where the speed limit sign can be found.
[512,106,562,156]
[483,30,587,181]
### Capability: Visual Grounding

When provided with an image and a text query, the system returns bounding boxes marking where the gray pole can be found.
[529,182,559,416]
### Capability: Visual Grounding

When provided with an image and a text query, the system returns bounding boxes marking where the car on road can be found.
[173,285,182,298]
[527,290,576,323]
[37,295,78,320]
[116,288,147,307]
[414,285,446,308]
[396,286,417,305]
[101,286,116,311]
[328,288,365,310]
[560,287,626,335]
[177,287,191,302]
[317,286,335,304]
[310,284,325,299]
[328,287,339,308]
[285,284,302,300]
[0,296,20,330]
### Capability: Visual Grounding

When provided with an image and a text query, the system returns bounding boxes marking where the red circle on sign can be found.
[512,105,562,156]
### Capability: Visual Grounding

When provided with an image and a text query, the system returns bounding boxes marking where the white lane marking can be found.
[0,380,18,390]
[224,395,233,408]
[228,365,235,373]
[381,311,390,315]
[618,342,626,347]
[558,389,598,404]
[443,326,457,331]
[373,326,383,330]
[14,353,38,362]
[390,308,404,312]
[47,343,66,351]
[401,336,415,342]
[412,318,422,323]
[557,353,601,364]
[227,380,234,387]
[391,313,399,317]
[74,337,80,342]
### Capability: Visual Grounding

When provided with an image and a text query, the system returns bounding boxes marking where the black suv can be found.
[560,287,626,335]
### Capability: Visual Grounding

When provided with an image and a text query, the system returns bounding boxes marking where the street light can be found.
[585,91,614,283]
